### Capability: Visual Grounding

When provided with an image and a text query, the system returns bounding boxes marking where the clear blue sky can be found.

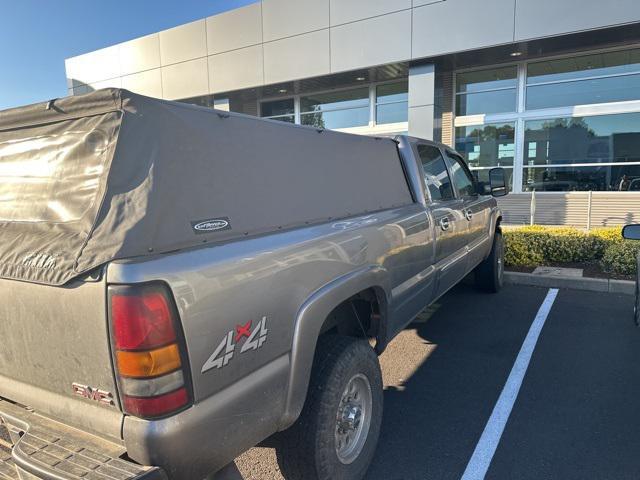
[0,0,257,110]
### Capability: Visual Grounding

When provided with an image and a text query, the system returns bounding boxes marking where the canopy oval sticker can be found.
[191,217,231,234]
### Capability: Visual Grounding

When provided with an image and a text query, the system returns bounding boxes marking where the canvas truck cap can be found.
[0,88,413,286]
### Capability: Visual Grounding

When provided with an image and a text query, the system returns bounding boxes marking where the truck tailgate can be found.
[0,275,123,439]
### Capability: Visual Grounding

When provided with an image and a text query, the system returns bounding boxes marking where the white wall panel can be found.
[119,34,161,76]
[66,46,120,85]
[516,0,640,40]
[264,30,330,84]
[160,20,207,66]
[207,3,262,54]
[88,77,122,92]
[162,58,209,99]
[208,45,264,93]
[330,0,411,25]
[121,69,163,98]
[412,0,515,58]
[262,0,329,42]
[331,10,411,73]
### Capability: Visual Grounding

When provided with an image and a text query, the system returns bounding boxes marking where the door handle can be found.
[464,209,473,221]
[439,217,450,231]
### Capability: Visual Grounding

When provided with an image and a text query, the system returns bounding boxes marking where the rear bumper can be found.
[0,400,165,480]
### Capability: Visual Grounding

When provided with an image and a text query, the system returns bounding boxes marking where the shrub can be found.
[601,241,640,276]
[590,227,624,244]
[503,225,636,276]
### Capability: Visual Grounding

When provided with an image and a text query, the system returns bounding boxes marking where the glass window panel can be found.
[455,123,515,169]
[527,49,640,85]
[526,73,640,109]
[417,145,454,201]
[444,152,476,198]
[456,89,517,116]
[524,113,640,167]
[376,102,408,124]
[456,66,517,94]
[376,81,408,104]
[261,98,294,117]
[300,88,369,113]
[523,165,640,192]
[300,107,369,129]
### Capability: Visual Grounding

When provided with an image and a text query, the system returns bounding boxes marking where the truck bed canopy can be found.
[0,89,413,285]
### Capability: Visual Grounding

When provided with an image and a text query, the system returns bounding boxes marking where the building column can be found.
[408,63,435,140]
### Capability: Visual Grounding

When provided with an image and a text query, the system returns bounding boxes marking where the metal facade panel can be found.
[121,69,163,98]
[330,10,412,73]
[162,58,209,100]
[412,0,516,58]
[89,77,122,91]
[413,0,447,6]
[159,20,207,66]
[262,0,329,42]
[515,0,640,41]
[408,104,434,140]
[66,45,120,86]
[119,34,161,76]
[330,0,411,25]
[263,30,330,84]
[208,45,264,93]
[408,63,435,107]
[206,3,263,54]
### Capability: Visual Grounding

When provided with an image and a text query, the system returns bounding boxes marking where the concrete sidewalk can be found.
[505,271,635,295]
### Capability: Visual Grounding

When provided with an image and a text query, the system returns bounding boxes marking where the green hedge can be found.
[503,226,640,276]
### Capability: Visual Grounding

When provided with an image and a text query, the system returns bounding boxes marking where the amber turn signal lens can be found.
[116,343,182,378]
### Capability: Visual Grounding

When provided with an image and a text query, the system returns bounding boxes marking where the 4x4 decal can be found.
[201,317,268,373]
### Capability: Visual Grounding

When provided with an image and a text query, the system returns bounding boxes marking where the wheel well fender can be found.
[279,265,390,430]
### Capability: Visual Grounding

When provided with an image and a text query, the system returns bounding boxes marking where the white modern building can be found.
[66,0,640,226]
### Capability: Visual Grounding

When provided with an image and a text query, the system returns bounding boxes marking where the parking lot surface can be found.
[235,284,640,480]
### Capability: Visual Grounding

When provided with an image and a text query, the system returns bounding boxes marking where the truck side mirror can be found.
[489,167,507,197]
[622,224,640,240]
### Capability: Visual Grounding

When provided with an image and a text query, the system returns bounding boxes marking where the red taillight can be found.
[109,284,191,419]
[112,292,176,350]
[123,387,189,418]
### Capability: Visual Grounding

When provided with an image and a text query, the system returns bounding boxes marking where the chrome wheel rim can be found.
[335,373,372,465]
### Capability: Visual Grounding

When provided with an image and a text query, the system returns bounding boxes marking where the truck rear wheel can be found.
[475,229,504,293]
[275,336,383,480]
[634,279,639,326]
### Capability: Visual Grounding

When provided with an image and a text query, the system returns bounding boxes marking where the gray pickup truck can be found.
[0,89,506,480]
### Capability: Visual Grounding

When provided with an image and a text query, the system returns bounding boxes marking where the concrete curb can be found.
[504,271,636,295]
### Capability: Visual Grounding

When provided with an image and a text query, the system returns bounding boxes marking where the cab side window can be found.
[445,151,477,198]
[417,145,455,202]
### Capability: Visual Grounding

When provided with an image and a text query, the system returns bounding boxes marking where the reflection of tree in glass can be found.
[538,117,596,137]
[303,107,326,129]
[461,124,515,168]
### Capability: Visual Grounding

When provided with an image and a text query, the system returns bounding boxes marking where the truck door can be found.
[416,144,469,299]
[443,150,493,270]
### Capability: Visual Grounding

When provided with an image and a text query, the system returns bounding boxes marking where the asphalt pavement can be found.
[234,283,640,480]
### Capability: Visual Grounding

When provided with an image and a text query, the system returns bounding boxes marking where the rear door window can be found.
[417,144,454,202]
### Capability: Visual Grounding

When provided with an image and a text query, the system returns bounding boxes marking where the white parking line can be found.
[460,288,559,480]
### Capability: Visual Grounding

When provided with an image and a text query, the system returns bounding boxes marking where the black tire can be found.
[634,279,639,326]
[475,229,504,293]
[275,336,383,480]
